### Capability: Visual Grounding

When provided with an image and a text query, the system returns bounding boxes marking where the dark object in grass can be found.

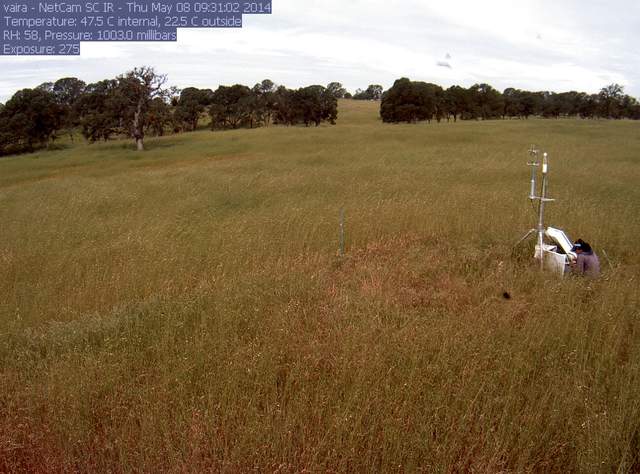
[503,292,511,300]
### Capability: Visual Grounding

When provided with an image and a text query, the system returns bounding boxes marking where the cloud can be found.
[1,0,639,100]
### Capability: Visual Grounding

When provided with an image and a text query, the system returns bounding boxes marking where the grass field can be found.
[1,99,639,472]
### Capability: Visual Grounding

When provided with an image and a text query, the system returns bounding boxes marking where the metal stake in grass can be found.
[601,248,615,270]
[339,207,345,257]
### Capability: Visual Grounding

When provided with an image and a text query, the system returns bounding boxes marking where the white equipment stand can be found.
[515,146,577,275]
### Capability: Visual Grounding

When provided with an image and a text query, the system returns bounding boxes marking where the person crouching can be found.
[571,239,600,278]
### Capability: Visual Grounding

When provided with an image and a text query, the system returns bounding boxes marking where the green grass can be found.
[1,100,640,472]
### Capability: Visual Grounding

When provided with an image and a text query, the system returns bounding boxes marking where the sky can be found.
[1,0,640,101]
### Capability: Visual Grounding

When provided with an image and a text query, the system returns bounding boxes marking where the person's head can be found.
[572,239,592,253]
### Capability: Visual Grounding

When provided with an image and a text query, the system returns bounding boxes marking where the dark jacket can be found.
[574,251,600,278]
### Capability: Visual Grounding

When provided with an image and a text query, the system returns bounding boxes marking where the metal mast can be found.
[515,146,555,270]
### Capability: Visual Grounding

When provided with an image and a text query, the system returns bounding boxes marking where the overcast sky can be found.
[2,0,640,101]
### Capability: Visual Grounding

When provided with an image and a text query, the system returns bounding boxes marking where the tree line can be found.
[381,78,640,123]
[0,67,341,156]
[2,68,639,156]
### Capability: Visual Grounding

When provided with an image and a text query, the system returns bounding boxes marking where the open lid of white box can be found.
[545,227,576,257]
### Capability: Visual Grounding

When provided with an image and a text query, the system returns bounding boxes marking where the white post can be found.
[537,153,549,270]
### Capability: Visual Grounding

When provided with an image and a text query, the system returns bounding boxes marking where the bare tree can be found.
[118,67,176,151]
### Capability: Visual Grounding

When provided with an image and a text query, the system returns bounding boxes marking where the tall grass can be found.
[1,100,639,472]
